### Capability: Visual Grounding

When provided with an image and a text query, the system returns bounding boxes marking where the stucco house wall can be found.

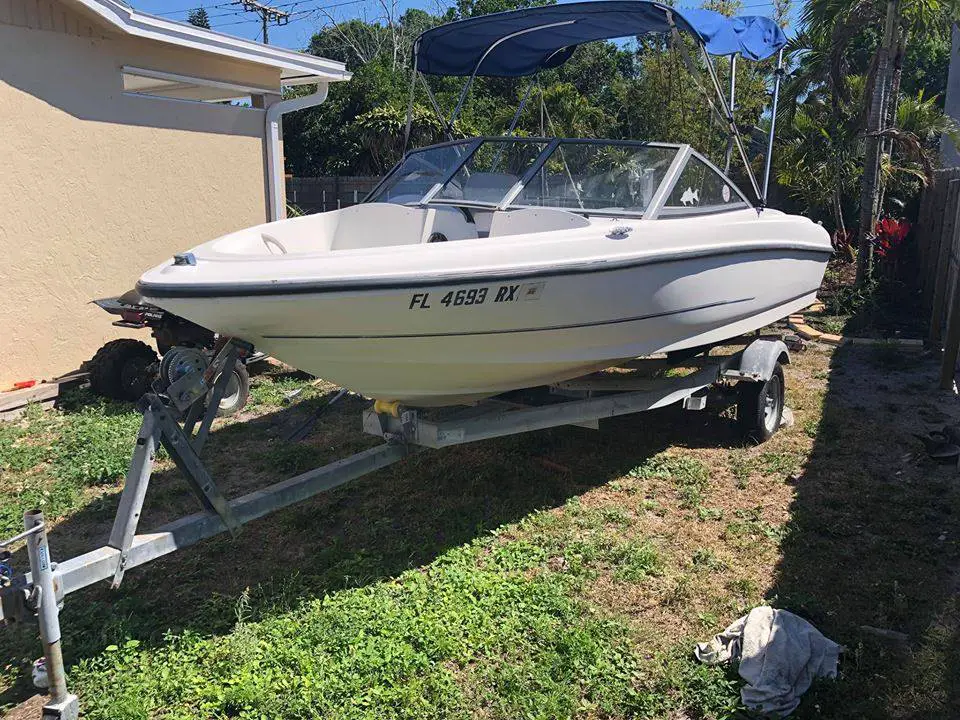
[0,0,280,385]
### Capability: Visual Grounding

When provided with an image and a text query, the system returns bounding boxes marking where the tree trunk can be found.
[886,30,907,138]
[833,189,846,235]
[877,29,908,213]
[856,0,900,285]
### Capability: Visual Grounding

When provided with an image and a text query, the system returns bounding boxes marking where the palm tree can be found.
[855,0,900,283]
[777,58,958,258]
[802,0,960,283]
[536,82,612,138]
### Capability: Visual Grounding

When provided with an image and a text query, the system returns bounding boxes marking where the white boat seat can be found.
[421,206,478,243]
[488,208,591,237]
[329,203,431,251]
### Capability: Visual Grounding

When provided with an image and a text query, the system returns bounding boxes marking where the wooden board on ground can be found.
[0,371,88,421]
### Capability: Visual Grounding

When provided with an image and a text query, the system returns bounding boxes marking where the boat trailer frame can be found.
[0,337,788,719]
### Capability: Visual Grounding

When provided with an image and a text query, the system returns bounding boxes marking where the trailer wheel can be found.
[212,361,250,417]
[88,339,158,401]
[737,363,784,443]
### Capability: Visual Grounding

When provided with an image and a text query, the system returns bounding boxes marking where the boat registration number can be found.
[408,282,545,310]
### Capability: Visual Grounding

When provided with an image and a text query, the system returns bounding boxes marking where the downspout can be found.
[265,82,329,222]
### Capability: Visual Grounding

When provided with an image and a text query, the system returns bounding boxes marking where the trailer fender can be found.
[722,339,789,383]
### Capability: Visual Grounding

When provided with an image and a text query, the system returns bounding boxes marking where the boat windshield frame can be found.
[365,136,752,219]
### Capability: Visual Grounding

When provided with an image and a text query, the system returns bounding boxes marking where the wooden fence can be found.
[915,167,960,388]
[286,176,379,214]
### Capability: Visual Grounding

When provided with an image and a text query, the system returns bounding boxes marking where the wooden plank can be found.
[941,271,960,388]
[941,175,960,387]
[916,178,934,274]
[0,383,60,412]
[923,175,948,309]
[945,187,960,346]
[0,371,88,416]
[946,254,959,351]
[929,179,960,346]
[917,173,935,297]
[933,174,951,292]
[0,399,56,422]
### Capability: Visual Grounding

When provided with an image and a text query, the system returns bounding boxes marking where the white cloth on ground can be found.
[694,606,841,717]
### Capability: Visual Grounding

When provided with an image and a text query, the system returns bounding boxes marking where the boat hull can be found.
[144,246,828,405]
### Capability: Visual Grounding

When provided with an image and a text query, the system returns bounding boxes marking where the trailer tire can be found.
[737,363,784,443]
[88,339,158,401]
[212,361,250,417]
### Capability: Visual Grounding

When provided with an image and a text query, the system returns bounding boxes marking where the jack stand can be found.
[23,511,78,720]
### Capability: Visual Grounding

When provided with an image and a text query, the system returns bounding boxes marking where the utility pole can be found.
[234,0,289,44]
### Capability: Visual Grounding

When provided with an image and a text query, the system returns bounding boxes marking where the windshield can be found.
[367,137,686,216]
[368,141,476,205]
[515,142,676,213]
[434,139,550,204]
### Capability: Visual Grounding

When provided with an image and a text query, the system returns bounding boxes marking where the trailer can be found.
[0,336,789,719]
[88,292,267,414]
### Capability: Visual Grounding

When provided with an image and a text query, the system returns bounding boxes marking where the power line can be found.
[153,2,237,17]
[159,0,308,17]
[212,16,261,27]
[147,0,409,40]
[154,0,384,34]
[234,0,290,44]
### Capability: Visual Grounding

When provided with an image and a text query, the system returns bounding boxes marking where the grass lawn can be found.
[1,339,958,718]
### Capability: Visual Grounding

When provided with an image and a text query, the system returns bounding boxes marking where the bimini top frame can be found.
[404,1,787,206]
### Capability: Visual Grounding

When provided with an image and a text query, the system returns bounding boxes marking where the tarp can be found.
[681,9,787,61]
[414,1,787,77]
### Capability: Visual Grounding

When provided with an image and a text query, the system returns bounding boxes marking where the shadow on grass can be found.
[1,379,747,707]
[773,343,960,718]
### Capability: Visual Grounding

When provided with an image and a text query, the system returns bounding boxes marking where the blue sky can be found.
[128,1,796,52]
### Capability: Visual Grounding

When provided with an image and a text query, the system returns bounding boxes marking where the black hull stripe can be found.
[137,244,833,299]
[259,291,813,340]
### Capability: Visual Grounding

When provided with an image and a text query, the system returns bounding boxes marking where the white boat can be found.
[137,4,832,406]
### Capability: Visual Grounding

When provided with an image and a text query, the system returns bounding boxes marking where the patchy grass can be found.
[0,390,146,537]
[609,539,665,582]
[1,343,959,718]
[691,548,726,573]
[73,555,681,720]
[808,314,851,336]
[631,453,710,509]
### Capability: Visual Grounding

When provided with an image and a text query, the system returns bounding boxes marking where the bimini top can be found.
[414,1,787,77]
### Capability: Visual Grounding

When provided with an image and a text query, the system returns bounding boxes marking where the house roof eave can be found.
[66,0,351,85]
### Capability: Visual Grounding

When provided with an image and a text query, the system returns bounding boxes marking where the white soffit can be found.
[122,65,274,101]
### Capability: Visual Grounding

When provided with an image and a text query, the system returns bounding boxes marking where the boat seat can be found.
[421,206,478,243]
[329,203,431,251]
[488,207,591,237]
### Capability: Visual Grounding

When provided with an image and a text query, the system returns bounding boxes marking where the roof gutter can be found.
[265,83,329,222]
